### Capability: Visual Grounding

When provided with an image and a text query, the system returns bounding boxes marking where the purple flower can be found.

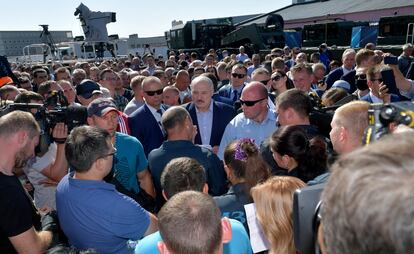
[234,138,256,162]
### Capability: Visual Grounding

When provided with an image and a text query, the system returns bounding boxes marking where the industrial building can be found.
[0,30,73,57]
[239,0,414,29]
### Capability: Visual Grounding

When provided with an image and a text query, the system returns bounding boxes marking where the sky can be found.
[1,0,292,38]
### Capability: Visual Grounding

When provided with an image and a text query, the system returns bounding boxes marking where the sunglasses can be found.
[240,97,266,107]
[231,73,246,79]
[144,89,163,96]
[272,75,283,82]
[355,74,367,80]
[260,79,270,85]
[100,147,117,159]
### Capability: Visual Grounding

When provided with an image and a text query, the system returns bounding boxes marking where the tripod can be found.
[39,25,57,60]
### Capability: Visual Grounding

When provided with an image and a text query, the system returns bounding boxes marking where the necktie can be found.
[156,109,163,117]
[156,109,166,136]
[232,90,238,102]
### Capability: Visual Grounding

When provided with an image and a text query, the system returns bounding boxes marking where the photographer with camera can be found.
[37,80,64,100]
[15,91,69,210]
[57,80,80,106]
[0,111,59,253]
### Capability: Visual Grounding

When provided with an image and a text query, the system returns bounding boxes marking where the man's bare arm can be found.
[137,169,156,198]
[9,227,52,254]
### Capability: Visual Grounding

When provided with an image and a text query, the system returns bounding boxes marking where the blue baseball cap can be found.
[76,79,103,99]
[332,80,351,92]
[87,98,118,117]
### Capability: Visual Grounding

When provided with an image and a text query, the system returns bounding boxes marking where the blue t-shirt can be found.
[135,219,252,254]
[56,173,150,254]
[114,132,148,193]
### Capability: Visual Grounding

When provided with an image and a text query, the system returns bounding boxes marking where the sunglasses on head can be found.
[239,97,266,107]
[355,74,367,80]
[231,73,246,79]
[272,75,283,81]
[144,89,163,96]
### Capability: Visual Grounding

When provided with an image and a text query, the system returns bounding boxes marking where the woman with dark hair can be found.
[269,70,294,99]
[269,125,327,183]
[205,65,219,80]
[214,138,271,232]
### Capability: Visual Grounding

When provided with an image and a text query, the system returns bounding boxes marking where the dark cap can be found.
[87,97,118,117]
[76,79,103,99]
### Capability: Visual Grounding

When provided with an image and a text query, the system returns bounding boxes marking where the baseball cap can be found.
[332,80,351,92]
[87,97,118,117]
[76,79,103,99]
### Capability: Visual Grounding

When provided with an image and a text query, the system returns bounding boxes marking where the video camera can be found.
[363,101,414,145]
[0,91,87,156]
[293,183,325,254]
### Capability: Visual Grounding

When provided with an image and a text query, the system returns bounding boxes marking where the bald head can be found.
[175,70,190,91]
[240,81,269,122]
[243,81,268,98]
[162,106,193,140]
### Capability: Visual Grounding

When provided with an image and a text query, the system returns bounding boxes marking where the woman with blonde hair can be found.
[251,176,306,254]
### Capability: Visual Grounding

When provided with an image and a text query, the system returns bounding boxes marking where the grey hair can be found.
[190,76,214,91]
[322,132,414,254]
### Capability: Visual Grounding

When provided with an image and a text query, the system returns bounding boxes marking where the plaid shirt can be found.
[114,95,129,112]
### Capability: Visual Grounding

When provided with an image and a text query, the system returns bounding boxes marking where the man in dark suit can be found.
[218,63,247,105]
[185,76,235,154]
[360,66,400,103]
[325,49,356,89]
[129,76,167,156]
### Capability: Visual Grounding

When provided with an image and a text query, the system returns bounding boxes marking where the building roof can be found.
[240,0,414,26]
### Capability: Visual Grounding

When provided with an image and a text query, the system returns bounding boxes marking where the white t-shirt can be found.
[23,143,58,209]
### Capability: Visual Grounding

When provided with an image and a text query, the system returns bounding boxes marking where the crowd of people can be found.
[0,42,414,254]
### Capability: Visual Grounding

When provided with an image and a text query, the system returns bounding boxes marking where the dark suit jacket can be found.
[128,104,167,157]
[218,84,245,100]
[149,140,228,209]
[325,67,344,89]
[212,93,233,106]
[341,70,357,93]
[360,93,400,103]
[185,101,235,147]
